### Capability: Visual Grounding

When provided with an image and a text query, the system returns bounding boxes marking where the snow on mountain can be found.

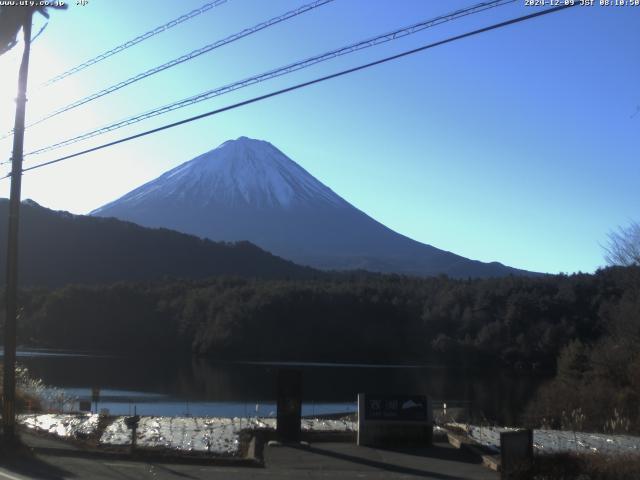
[92,136,531,278]
[94,136,344,213]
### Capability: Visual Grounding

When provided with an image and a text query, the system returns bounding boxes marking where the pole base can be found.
[1,429,24,451]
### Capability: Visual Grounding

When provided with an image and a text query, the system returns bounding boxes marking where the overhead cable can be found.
[41,0,230,87]
[22,0,516,158]
[10,0,334,136]
[2,3,577,179]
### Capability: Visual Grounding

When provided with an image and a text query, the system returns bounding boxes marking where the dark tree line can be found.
[4,266,640,431]
[3,267,636,372]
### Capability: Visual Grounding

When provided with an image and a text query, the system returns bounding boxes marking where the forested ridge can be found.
[0,199,317,286]
[3,266,639,430]
[5,266,637,371]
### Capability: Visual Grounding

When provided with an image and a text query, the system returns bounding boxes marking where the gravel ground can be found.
[459,423,640,455]
[19,414,356,456]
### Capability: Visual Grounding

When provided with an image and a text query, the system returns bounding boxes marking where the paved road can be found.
[264,441,497,480]
[0,432,497,479]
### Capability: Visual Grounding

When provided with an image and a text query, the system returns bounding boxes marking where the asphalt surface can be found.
[0,431,497,479]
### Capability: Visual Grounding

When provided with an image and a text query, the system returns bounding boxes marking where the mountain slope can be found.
[0,199,315,287]
[92,136,532,278]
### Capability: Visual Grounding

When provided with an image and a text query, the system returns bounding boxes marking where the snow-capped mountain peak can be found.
[96,137,343,212]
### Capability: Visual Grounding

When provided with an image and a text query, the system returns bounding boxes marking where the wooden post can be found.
[3,8,32,443]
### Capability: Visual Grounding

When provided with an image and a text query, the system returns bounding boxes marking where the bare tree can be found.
[604,221,640,267]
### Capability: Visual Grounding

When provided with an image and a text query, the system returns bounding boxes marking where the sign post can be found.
[124,413,140,453]
[276,369,302,443]
[500,429,533,480]
[92,386,100,414]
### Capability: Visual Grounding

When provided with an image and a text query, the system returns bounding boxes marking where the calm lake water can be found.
[14,349,548,425]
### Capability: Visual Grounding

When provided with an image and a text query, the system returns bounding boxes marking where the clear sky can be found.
[0,0,638,274]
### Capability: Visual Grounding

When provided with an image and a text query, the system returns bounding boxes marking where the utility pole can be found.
[3,7,33,443]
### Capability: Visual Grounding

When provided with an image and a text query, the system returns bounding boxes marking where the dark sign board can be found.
[125,415,141,430]
[79,400,91,412]
[364,394,429,422]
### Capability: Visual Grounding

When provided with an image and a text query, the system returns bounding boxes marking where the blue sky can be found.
[0,0,638,274]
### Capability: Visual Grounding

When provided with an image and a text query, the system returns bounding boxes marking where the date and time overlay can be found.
[1,0,640,8]
[525,0,640,6]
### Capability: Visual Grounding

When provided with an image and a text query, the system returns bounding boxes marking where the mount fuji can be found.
[91,136,529,278]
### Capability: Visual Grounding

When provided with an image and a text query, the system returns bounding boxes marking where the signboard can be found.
[79,400,91,412]
[357,393,433,447]
[364,395,429,422]
[125,415,141,449]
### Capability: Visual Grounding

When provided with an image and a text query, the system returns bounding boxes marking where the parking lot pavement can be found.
[0,431,497,480]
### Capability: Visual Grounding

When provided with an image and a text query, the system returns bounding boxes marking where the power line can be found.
[9,0,334,136]
[40,0,229,87]
[1,3,577,180]
[20,0,516,159]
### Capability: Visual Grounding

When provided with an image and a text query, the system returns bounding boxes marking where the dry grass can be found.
[0,363,44,413]
[510,452,640,480]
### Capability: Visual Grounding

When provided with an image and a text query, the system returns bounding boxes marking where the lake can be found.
[13,349,548,425]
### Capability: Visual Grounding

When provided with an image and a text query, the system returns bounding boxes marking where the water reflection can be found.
[15,349,547,423]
